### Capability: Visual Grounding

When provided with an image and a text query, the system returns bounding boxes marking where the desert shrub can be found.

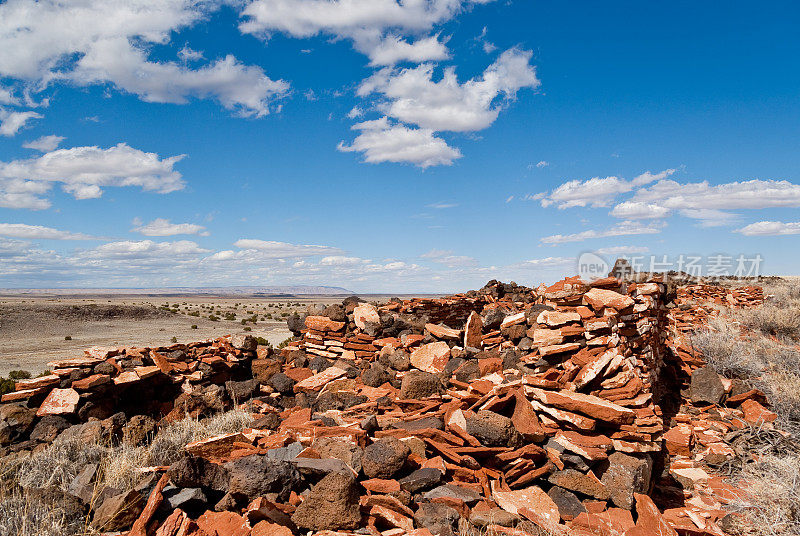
[254,337,270,346]
[170,336,177,343]
[64,336,72,340]
[690,319,765,379]
[0,492,85,536]
[208,315,219,322]
[277,337,293,349]
[11,438,107,494]
[728,455,800,536]
[736,305,800,341]
[7,371,30,380]
[243,327,251,332]
[190,324,198,329]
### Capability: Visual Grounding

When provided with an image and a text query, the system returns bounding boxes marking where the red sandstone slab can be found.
[37,388,80,416]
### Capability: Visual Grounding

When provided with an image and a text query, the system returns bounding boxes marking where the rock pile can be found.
[0,277,777,536]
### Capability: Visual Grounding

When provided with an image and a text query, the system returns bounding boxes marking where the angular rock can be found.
[528,388,635,424]
[91,489,144,531]
[547,486,585,521]
[599,452,652,509]
[291,471,361,530]
[36,388,80,417]
[226,454,301,502]
[464,311,483,348]
[690,367,724,405]
[466,410,522,448]
[399,370,443,399]
[410,341,451,373]
[362,437,410,479]
[413,502,460,536]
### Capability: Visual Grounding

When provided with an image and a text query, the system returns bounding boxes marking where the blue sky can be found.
[0,0,798,292]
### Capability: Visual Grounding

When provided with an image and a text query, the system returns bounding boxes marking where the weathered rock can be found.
[167,456,229,492]
[225,454,301,502]
[547,486,585,521]
[548,469,610,500]
[399,467,442,493]
[37,388,80,417]
[91,489,144,531]
[470,507,519,528]
[423,484,482,504]
[312,437,364,472]
[399,370,443,399]
[464,311,483,348]
[362,437,411,479]
[466,410,522,448]
[413,502,460,536]
[690,367,724,405]
[251,358,282,384]
[290,471,361,530]
[600,452,652,509]
[410,341,451,373]
[30,415,71,442]
[583,288,634,310]
[122,414,157,446]
[225,378,259,401]
[195,510,251,536]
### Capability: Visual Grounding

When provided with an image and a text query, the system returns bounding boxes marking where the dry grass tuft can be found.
[0,492,86,536]
[103,406,253,490]
[728,455,800,536]
[0,406,254,536]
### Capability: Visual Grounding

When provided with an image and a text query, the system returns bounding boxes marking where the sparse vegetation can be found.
[691,279,800,535]
[0,408,254,536]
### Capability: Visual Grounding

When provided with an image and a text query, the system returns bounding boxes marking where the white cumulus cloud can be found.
[0,109,42,137]
[22,135,65,152]
[0,143,186,209]
[0,0,288,117]
[338,116,461,168]
[0,223,97,240]
[133,218,208,236]
[358,48,538,132]
[736,221,800,236]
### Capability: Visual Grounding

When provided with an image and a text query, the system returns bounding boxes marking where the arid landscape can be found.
[0,293,427,376]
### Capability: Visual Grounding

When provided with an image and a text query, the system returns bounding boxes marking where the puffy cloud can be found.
[736,221,800,236]
[233,239,343,257]
[80,240,210,262]
[630,179,800,211]
[133,218,208,236]
[367,34,450,66]
[0,109,42,137]
[0,0,288,117]
[0,143,185,209]
[540,221,664,245]
[358,48,538,132]
[609,201,671,219]
[535,160,548,168]
[22,135,65,152]
[538,169,676,209]
[319,255,367,265]
[0,223,97,240]
[338,116,461,168]
[239,0,492,63]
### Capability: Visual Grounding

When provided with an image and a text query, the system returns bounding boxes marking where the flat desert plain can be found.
[0,294,344,376]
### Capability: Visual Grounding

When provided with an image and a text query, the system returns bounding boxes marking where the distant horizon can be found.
[1,1,798,292]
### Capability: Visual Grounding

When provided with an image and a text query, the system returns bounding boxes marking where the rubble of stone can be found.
[0,277,777,536]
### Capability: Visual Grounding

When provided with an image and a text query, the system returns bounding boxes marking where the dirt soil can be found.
[0,297,309,376]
